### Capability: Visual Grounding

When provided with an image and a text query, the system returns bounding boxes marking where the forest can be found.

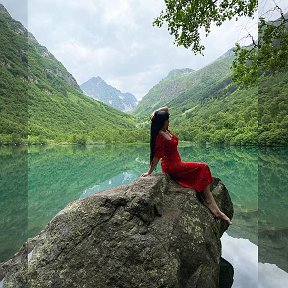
[0,3,287,147]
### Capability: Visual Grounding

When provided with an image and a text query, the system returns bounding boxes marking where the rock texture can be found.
[0,174,233,288]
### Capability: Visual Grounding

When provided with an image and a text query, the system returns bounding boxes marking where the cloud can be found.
[6,0,285,100]
[0,0,27,27]
[258,263,288,288]
[221,233,258,288]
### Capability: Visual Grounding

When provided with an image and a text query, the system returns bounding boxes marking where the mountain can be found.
[131,50,257,146]
[133,46,288,145]
[166,68,194,78]
[133,50,234,117]
[80,76,138,112]
[0,4,146,145]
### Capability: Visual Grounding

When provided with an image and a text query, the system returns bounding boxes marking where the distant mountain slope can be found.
[133,52,234,117]
[0,4,145,145]
[132,48,256,145]
[166,68,195,79]
[81,77,138,112]
[133,42,287,145]
[133,68,195,116]
[0,4,28,140]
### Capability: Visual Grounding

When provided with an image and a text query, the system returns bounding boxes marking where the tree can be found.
[153,0,257,54]
[153,1,288,86]
[232,6,288,86]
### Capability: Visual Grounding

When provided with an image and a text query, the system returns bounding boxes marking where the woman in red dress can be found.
[141,106,232,225]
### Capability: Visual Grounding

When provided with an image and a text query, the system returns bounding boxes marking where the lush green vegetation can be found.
[0,5,147,145]
[133,52,258,145]
[170,86,258,145]
[1,4,287,147]
[133,47,287,146]
[0,6,28,143]
[258,70,288,145]
[259,147,288,271]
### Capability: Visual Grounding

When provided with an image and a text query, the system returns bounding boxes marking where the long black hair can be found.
[150,111,169,163]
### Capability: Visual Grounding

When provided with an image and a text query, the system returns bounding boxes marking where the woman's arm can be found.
[141,157,160,177]
[150,106,169,119]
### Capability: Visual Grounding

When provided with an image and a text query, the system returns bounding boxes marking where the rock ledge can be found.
[0,173,233,288]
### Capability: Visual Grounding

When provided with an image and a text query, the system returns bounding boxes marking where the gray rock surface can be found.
[0,174,233,288]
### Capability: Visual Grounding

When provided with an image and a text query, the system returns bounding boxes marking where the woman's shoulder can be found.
[158,130,175,141]
[156,133,165,140]
[156,133,168,143]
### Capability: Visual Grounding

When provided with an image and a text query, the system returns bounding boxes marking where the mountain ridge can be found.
[80,76,138,112]
[132,44,287,145]
[166,68,195,79]
[133,51,234,117]
[0,4,146,145]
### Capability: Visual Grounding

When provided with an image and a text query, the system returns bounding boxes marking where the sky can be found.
[1,0,287,100]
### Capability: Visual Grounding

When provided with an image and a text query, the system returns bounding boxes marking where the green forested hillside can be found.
[133,47,287,146]
[0,5,28,143]
[171,86,258,145]
[258,70,288,145]
[0,4,147,145]
[133,49,235,116]
[1,3,286,147]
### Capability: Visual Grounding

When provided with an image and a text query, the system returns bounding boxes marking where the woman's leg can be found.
[203,184,232,225]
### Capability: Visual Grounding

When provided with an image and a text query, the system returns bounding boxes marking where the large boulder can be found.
[0,174,233,288]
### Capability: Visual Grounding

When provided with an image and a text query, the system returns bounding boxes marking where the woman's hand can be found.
[150,106,169,120]
[141,172,150,177]
[141,158,160,177]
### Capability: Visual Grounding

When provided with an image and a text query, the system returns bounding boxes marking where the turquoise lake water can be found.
[0,145,287,287]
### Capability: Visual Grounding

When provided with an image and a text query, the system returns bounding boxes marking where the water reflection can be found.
[0,147,27,261]
[79,171,137,199]
[259,147,288,273]
[28,145,148,237]
[221,233,258,288]
[0,144,287,287]
[258,263,288,288]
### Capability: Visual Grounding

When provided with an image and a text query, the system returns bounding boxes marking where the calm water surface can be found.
[0,145,287,287]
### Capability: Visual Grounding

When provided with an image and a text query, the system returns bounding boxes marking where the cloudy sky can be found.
[1,0,286,100]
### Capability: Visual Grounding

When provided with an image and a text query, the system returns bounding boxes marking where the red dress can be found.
[154,133,213,192]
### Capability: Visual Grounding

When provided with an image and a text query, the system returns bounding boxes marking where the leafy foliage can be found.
[153,0,257,54]
[154,1,288,87]
[232,11,288,86]
[133,48,288,146]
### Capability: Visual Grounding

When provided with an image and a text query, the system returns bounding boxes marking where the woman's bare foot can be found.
[203,185,232,225]
[204,201,232,225]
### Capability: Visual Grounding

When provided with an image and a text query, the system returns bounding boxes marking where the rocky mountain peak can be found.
[81,77,138,112]
[167,68,195,79]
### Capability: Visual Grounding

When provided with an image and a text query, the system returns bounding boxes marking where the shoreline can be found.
[1,141,287,148]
